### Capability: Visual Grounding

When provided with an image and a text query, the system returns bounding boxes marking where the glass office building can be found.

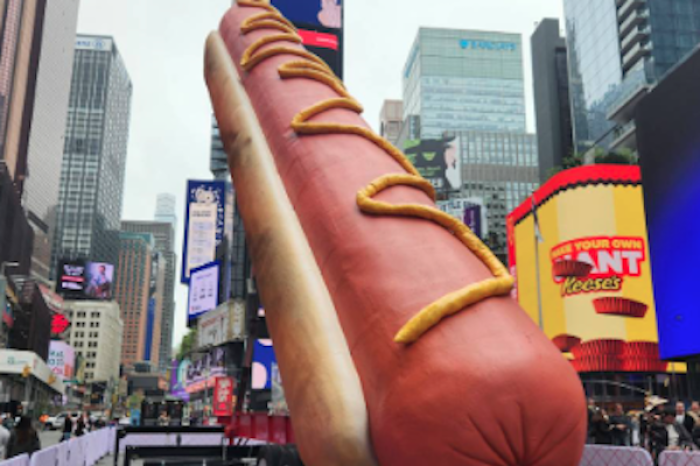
[564,0,700,151]
[403,27,526,138]
[52,36,133,277]
[458,131,538,261]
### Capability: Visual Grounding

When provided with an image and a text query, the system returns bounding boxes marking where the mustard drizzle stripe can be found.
[236,0,514,345]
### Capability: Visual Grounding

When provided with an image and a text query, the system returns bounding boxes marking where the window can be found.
[89,332,98,338]
[77,312,86,318]
[90,322,99,328]
[76,322,85,328]
[88,342,97,348]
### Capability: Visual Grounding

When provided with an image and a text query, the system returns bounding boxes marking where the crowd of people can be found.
[0,415,41,459]
[587,398,700,460]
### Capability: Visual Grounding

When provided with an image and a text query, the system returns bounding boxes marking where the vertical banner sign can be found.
[188,262,220,321]
[463,204,482,238]
[182,180,226,283]
[213,377,235,417]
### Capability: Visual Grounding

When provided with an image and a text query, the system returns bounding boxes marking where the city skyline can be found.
[76,0,564,347]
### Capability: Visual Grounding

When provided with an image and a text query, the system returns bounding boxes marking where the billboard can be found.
[637,49,700,360]
[188,262,219,321]
[197,300,247,348]
[48,341,75,379]
[507,165,681,373]
[252,339,277,390]
[56,259,86,297]
[436,197,486,238]
[213,377,235,417]
[404,135,462,191]
[270,0,343,78]
[84,262,114,300]
[182,180,226,283]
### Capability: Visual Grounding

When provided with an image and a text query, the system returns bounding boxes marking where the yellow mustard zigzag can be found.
[236,0,514,344]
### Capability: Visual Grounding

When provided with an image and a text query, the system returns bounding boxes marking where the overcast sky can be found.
[76,0,565,351]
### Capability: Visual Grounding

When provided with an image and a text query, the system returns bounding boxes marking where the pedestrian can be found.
[6,416,40,458]
[0,416,11,459]
[75,413,86,437]
[690,401,700,447]
[650,407,696,456]
[586,398,597,444]
[591,408,613,445]
[676,402,696,435]
[62,413,73,442]
[609,403,632,446]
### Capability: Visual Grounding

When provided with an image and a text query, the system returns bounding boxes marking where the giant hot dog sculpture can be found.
[205,1,587,465]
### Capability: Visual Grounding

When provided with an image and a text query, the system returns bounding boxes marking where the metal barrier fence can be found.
[0,427,115,466]
[659,450,700,466]
[579,445,654,466]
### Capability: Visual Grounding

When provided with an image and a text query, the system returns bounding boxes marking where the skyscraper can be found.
[52,36,133,277]
[114,232,156,371]
[531,19,573,183]
[564,0,700,153]
[403,28,526,139]
[154,193,177,227]
[399,27,538,261]
[0,0,80,280]
[121,220,176,374]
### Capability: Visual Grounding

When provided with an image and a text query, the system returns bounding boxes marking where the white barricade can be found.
[579,445,654,466]
[29,444,60,466]
[659,450,700,466]
[0,455,29,466]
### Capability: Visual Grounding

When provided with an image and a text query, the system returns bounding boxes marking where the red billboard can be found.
[213,377,235,417]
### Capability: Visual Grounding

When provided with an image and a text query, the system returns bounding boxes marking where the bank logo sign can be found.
[460,39,517,51]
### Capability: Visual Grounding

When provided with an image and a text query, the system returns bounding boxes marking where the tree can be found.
[176,328,198,360]
[547,147,637,181]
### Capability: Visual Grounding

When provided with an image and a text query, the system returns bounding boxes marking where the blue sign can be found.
[181,180,226,283]
[252,340,277,390]
[270,0,342,30]
[459,39,517,52]
[144,298,156,361]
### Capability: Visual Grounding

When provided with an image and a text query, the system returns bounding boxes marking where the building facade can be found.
[114,232,156,371]
[564,0,700,152]
[65,300,123,384]
[154,193,177,227]
[531,19,573,182]
[379,100,404,145]
[456,131,538,261]
[24,0,81,281]
[52,35,133,278]
[403,27,526,138]
[120,221,176,373]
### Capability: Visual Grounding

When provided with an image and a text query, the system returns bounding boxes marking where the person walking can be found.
[62,413,73,442]
[676,402,695,434]
[6,416,40,458]
[75,413,86,437]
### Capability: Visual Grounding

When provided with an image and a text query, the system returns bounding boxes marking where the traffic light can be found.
[21,365,31,378]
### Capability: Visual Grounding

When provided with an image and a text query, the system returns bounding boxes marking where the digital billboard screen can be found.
[637,49,700,360]
[187,262,220,321]
[84,262,114,300]
[270,0,342,29]
[404,135,462,191]
[507,165,683,373]
[56,259,86,297]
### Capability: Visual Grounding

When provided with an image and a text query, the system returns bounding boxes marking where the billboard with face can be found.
[404,135,462,191]
[84,262,114,300]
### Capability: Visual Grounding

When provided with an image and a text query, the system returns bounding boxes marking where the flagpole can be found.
[532,197,545,332]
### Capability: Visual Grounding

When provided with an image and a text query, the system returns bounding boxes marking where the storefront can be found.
[0,349,65,417]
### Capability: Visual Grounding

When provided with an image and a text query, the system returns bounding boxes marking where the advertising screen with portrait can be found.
[84,262,114,300]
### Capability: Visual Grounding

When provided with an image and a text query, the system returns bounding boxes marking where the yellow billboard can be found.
[507,165,681,373]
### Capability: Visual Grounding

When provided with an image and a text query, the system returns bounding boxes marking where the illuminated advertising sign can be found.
[182,180,226,283]
[404,136,462,191]
[507,165,683,373]
[637,49,700,360]
[252,339,277,390]
[270,0,344,78]
[48,341,75,379]
[270,0,342,30]
[84,262,114,300]
[56,259,86,296]
[187,262,219,321]
[213,377,235,417]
